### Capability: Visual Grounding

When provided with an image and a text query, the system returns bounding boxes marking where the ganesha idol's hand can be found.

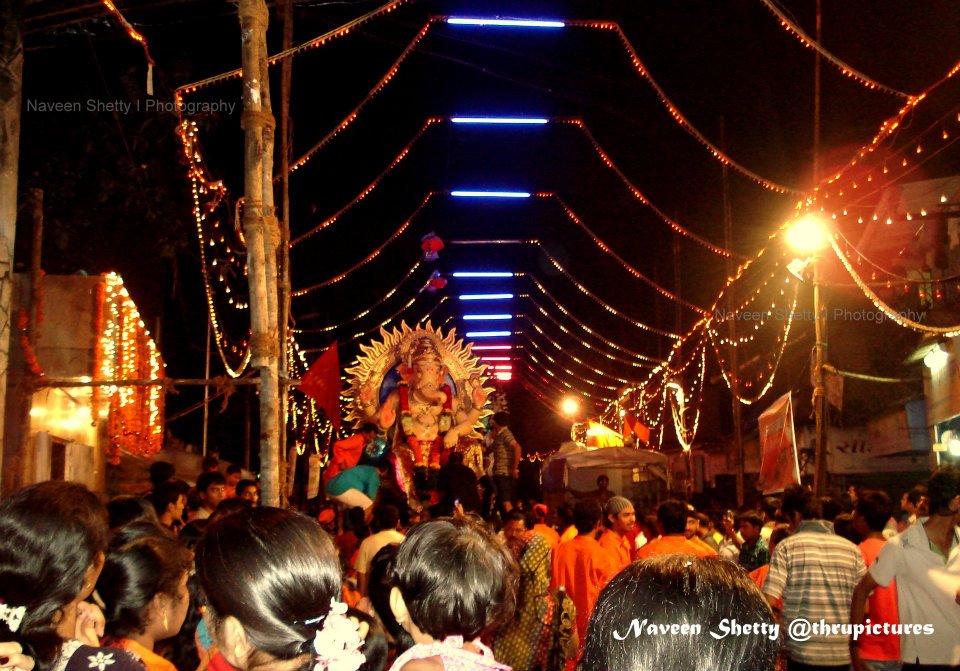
[470,380,489,408]
[380,405,396,428]
[443,429,459,449]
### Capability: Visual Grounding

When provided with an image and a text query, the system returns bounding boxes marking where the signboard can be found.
[757,392,801,494]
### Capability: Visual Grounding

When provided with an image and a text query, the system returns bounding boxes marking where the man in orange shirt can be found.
[636,499,718,559]
[598,496,635,571]
[551,499,617,643]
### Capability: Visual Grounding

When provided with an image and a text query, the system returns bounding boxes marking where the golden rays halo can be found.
[345,320,493,436]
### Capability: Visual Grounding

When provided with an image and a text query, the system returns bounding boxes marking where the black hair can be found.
[572,500,602,535]
[781,485,820,520]
[0,481,109,669]
[833,513,861,545]
[346,506,368,531]
[493,411,509,426]
[148,483,186,518]
[236,479,258,499]
[855,490,893,532]
[201,456,220,472]
[98,534,193,638]
[577,556,779,671]
[447,451,464,465]
[905,484,928,507]
[347,608,387,671]
[736,511,764,529]
[107,495,160,531]
[149,461,177,487]
[656,500,688,535]
[178,520,209,551]
[760,497,781,520]
[365,544,413,654]
[195,508,341,671]
[374,504,399,532]
[391,516,518,641]
[769,524,791,550]
[196,472,226,495]
[504,511,526,526]
[226,465,242,476]
[820,497,842,522]
[926,465,960,516]
[556,503,574,527]
[210,497,253,522]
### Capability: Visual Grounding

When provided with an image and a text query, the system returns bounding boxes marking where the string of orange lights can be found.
[757,0,913,98]
[538,192,711,314]
[101,0,155,93]
[291,193,437,296]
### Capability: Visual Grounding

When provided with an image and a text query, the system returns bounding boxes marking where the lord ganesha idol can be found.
[346,322,492,500]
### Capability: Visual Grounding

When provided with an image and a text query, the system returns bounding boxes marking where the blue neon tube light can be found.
[451,117,548,125]
[466,331,512,338]
[459,294,514,300]
[451,190,531,198]
[447,17,565,28]
[452,272,514,278]
[463,314,512,320]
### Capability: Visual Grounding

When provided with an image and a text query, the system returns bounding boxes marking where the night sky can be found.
[17,0,960,463]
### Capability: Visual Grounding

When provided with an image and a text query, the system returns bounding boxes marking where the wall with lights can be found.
[3,274,163,492]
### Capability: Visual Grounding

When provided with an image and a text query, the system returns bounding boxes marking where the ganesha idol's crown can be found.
[404,337,442,368]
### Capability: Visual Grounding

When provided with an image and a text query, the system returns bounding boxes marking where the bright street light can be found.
[561,396,580,416]
[785,214,830,254]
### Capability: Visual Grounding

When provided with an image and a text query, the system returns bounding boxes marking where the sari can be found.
[493,533,575,671]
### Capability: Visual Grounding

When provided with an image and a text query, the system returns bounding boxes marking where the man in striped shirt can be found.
[763,486,866,671]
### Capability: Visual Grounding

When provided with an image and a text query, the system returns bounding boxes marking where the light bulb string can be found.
[175,0,410,96]
[539,192,712,314]
[829,237,960,336]
[757,0,912,98]
[291,260,425,332]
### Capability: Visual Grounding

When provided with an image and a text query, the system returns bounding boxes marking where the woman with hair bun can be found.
[96,533,193,671]
[0,481,144,671]
[194,507,365,671]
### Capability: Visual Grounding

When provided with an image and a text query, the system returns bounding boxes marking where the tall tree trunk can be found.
[239,0,280,505]
[0,0,24,495]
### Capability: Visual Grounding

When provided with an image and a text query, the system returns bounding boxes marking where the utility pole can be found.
[239,0,281,505]
[721,118,745,507]
[0,0,24,495]
[813,0,822,185]
[812,257,829,496]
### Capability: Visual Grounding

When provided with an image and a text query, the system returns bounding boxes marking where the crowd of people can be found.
[2,451,960,671]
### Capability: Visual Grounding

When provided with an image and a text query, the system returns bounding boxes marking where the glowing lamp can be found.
[463,314,512,320]
[452,271,514,278]
[924,343,950,371]
[561,396,580,416]
[785,215,829,254]
[466,331,511,338]
[950,439,960,457]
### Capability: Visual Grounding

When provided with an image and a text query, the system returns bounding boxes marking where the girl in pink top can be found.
[388,517,518,671]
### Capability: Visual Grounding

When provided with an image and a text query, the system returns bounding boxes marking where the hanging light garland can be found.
[757,0,912,98]
[95,273,165,465]
[292,192,438,294]
[538,192,711,314]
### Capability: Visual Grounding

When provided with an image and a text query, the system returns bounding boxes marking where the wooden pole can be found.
[0,0,25,495]
[721,119,745,507]
[277,0,294,503]
[239,0,281,505]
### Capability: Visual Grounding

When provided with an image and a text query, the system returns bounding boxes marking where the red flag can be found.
[300,343,342,430]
